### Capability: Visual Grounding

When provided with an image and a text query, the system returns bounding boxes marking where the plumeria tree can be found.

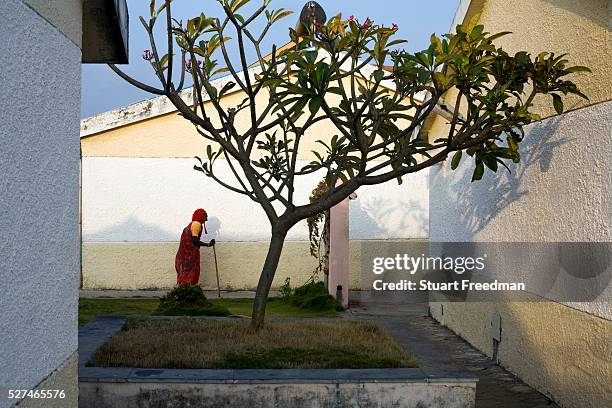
[110,0,589,329]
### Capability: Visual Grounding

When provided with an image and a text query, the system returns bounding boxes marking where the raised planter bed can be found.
[79,316,477,407]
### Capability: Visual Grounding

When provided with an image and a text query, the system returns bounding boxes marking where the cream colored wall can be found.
[429,297,612,407]
[477,0,609,118]
[427,1,612,407]
[20,353,79,408]
[83,241,319,290]
[82,240,423,290]
[429,102,612,408]
[428,0,610,142]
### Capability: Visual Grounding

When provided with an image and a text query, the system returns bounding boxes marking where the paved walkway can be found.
[80,289,279,299]
[346,294,558,408]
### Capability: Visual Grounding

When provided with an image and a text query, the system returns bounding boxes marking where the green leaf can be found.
[156,0,172,16]
[552,94,564,115]
[159,54,168,67]
[432,72,448,88]
[451,151,462,170]
[219,81,236,98]
[373,70,385,82]
[271,9,294,23]
[564,65,591,74]
[309,97,322,115]
[487,31,512,41]
[326,87,344,95]
[207,86,218,99]
[304,50,318,65]
[290,98,309,122]
[471,24,484,40]
[388,39,408,47]
[464,13,481,34]
[471,159,484,182]
[430,34,443,53]
[482,155,498,172]
[507,136,519,152]
[232,0,250,12]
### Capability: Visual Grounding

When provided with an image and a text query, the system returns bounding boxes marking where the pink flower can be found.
[142,49,153,61]
[362,18,371,29]
[392,23,398,30]
[186,59,201,70]
[348,15,355,22]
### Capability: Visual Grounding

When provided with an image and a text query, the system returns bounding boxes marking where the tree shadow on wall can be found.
[82,215,222,242]
[433,113,610,297]
[349,193,428,240]
[432,116,570,239]
[434,111,611,405]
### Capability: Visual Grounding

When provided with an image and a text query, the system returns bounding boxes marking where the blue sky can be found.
[81,0,459,118]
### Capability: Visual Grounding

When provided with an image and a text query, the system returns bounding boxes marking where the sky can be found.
[80,0,459,118]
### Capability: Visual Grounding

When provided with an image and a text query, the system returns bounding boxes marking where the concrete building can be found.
[0,1,127,407]
[425,1,611,407]
[79,71,430,291]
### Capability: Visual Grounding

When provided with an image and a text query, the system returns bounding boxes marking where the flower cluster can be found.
[142,49,153,61]
[346,16,384,31]
[186,59,202,71]
[346,15,399,32]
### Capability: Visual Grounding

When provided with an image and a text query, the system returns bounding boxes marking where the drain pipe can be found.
[491,313,502,364]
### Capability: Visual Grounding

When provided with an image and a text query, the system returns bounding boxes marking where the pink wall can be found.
[328,191,357,308]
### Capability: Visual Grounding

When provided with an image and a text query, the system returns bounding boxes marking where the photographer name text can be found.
[372,279,525,291]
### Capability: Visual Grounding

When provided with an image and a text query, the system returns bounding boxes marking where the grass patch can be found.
[211,297,338,318]
[79,297,337,327]
[87,318,417,369]
[79,298,159,327]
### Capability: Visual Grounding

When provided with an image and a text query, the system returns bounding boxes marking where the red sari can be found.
[175,222,201,285]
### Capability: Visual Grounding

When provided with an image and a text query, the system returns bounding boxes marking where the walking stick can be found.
[212,245,221,298]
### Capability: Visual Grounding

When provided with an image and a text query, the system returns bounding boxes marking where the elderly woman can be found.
[175,208,215,285]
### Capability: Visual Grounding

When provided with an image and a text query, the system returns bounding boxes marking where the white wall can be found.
[0,0,81,405]
[82,157,429,243]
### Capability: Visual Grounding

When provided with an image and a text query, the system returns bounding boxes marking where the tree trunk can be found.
[251,228,287,330]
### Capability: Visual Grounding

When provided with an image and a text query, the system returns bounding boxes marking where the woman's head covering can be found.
[192,208,208,233]
[192,208,207,222]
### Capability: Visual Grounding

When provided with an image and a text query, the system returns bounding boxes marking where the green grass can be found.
[79,297,337,327]
[79,298,159,327]
[209,297,338,318]
[87,318,417,369]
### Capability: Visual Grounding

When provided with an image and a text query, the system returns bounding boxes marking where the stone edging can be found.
[79,316,479,385]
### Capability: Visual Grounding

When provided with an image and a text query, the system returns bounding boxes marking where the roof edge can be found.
[80,69,258,138]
